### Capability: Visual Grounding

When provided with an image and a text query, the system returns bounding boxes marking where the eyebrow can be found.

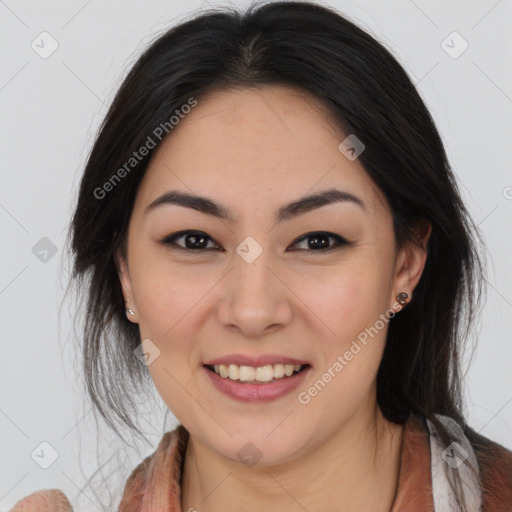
[144,187,365,223]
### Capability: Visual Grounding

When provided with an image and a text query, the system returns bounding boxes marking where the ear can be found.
[391,219,431,306]
[115,249,138,323]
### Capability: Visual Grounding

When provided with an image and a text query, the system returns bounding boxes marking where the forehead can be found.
[134,85,388,218]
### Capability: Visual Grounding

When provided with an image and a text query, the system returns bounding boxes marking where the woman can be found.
[10,1,512,511]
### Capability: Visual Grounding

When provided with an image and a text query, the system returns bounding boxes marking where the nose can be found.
[216,248,293,338]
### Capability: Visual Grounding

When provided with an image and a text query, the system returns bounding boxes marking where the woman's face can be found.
[117,85,428,465]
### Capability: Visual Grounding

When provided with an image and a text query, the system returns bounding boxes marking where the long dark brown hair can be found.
[64,1,488,509]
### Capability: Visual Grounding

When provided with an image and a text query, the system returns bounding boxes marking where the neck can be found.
[180,403,404,512]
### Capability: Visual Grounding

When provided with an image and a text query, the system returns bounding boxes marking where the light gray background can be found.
[1,0,511,510]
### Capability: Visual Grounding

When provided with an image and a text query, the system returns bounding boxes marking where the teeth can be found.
[255,365,273,382]
[274,364,285,379]
[211,363,304,382]
[240,365,256,381]
[227,364,238,380]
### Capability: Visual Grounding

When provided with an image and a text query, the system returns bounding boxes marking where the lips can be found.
[203,354,310,367]
[201,353,312,402]
[205,362,308,382]
[203,363,312,402]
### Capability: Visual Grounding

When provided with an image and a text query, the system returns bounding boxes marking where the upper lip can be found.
[203,354,310,367]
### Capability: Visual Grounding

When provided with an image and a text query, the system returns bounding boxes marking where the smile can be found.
[206,363,306,383]
[203,363,312,402]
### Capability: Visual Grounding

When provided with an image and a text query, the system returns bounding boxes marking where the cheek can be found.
[131,251,212,338]
[303,257,393,382]
[129,261,211,403]
[299,272,391,419]
[304,263,389,338]
[136,272,202,420]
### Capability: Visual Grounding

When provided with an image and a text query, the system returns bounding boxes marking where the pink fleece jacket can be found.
[8,413,512,511]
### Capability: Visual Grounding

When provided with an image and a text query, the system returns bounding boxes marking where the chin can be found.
[208,425,310,467]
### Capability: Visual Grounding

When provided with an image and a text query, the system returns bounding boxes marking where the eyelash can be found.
[159,230,351,254]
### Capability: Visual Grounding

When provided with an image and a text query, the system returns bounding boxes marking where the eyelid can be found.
[160,230,351,253]
[287,231,350,252]
[291,231,351,248]
[160,230,223,251]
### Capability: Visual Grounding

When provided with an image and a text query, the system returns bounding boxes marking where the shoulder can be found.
[8,427,189,512]
[415,412,512,509]
[118,424,189,512]
[465,426,512,507]
[8,489,73,512]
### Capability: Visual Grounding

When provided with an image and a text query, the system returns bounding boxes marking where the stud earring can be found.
[397,292,409,306]
[125,297,135,316]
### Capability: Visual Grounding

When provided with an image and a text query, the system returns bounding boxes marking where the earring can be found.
[125,297,135,316]
[397,292,409,306]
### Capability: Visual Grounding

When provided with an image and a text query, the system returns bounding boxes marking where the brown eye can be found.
[161,230,222,251]
[160,230,350,254]
[288,232,350,252]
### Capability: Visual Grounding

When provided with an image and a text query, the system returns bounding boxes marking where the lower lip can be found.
[203,365,312,403]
